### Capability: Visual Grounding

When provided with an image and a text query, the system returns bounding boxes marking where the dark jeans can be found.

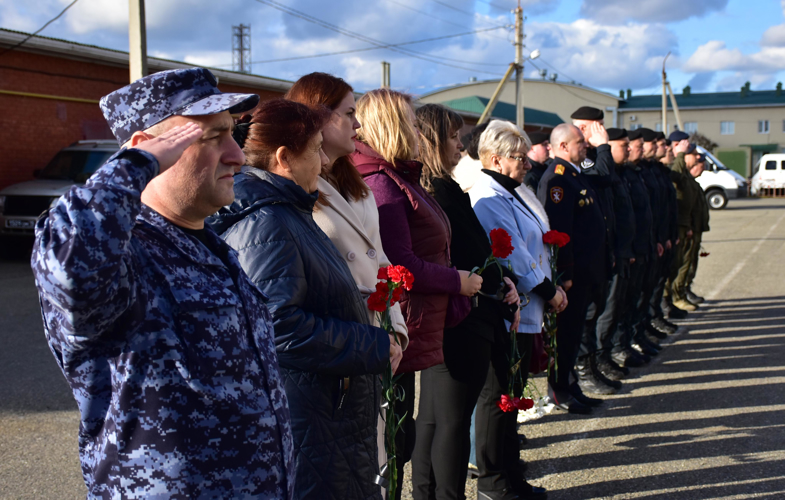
[393,371,417,500]
[411,331,492,500]
[476,333,533,493]
[548,278,604,400]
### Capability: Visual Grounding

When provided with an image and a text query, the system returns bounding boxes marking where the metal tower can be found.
[232,24,251,74]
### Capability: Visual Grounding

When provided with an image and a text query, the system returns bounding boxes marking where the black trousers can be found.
[649,249,674,319]
[616,257,649,349]
[548,277,604,400]
[393,371,417,500]
[411,330,492,500]
[475,333,533,493]
[635,254,662,332]
[579,278,610,358]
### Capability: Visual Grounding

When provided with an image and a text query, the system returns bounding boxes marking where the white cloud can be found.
[525,19,678,89]
[579,0,728,24]
[683,40,785,74]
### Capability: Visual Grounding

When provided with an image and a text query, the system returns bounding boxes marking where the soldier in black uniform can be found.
[611,129,654,369]
[524,131,552,192]
[590,128,637,384]
[647,132,681,335]
[537,124,607,414]
[627,129,669,359]
[569,107,619,395]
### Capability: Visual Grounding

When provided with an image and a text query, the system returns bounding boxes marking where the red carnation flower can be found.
[367,291,388,312]
[496,394,517,413]
[376,281,390,294]
[401,269,414,291]
[490,228,514,259]
[514,397,534,411]
[386,265,415,291]
[377,267,389,280]
[700,252,710,257]
[392,287,404,304]
[543,230,570,248]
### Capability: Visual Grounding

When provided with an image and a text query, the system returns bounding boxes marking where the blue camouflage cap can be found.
[100,67,260,145]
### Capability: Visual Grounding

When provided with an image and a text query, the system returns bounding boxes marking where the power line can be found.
[252,0,505,76]
[216,26,509,66]
[0,0,80,58]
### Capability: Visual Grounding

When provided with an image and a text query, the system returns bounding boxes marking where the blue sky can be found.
[2,0,784,97]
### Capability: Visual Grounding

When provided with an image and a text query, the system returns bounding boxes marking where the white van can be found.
[0,140,118,242]
[694,146,748,209]
[750,153,785,196]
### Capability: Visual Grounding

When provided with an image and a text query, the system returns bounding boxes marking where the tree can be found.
[689,131,718,153]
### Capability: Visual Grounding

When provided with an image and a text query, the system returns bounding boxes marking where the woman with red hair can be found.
[208,98,393,500]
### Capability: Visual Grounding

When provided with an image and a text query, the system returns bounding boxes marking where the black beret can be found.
[640,128,658,142]
[669,130,690,142]
[607,128,627,141]
[655,131,666,140]
[570,106,604,121]
[628,129,643,141]
[528,131,549,146]
[684,143,697,154]
[696,153,706,162]
[665,139,672,146]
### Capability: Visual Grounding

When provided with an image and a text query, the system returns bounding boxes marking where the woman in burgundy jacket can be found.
[352,89,482,499]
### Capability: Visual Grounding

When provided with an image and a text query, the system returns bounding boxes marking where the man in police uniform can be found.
[538,124,607,414]
[31,68,294,499]
[685,155,710,303]
[524,131,551,192]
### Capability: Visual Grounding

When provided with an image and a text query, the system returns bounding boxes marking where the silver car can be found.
[0,140,118,241]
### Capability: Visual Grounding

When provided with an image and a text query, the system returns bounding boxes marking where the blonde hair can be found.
[355,89,418,164]
[415,103,464,193]
[478,120,532,168]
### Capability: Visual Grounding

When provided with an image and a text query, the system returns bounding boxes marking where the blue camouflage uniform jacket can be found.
[31,148,294,499]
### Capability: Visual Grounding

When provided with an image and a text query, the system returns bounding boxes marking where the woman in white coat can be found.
[286,73,408,495]
[468,120,567,500]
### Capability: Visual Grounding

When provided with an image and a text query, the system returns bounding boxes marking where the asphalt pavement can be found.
[2,197,784,499]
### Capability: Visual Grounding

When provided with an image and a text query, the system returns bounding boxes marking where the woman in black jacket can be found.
[412,104,527,500]
[207,99,392,500]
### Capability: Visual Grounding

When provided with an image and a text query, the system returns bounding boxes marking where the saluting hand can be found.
[587,121,609,147]
[133,122,203,174]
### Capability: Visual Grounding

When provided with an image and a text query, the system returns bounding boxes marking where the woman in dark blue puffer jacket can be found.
[207,99,391,500]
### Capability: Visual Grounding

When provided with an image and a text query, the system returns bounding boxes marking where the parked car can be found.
[0,140,118,243]
[750,153,785,197]
[694,146,748,210]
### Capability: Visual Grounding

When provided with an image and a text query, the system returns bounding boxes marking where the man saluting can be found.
[31,68,293,499]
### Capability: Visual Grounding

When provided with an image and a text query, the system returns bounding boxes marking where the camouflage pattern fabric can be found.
[31,148,293,499]
[99,68,259,145]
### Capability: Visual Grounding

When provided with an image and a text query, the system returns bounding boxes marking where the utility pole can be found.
[381,61,390,88]
[232,25,251,73]
[514,1,524,129]
[129,0,147,82]
[661,52,669,134]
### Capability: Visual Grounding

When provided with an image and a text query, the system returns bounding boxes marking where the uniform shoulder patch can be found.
[550,186,564,203]
[554,164,565,175]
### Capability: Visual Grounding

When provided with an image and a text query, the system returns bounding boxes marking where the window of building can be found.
[684,122,698,133]
[759,120,770,134]
[630,124,643,130]
[720,121,735,135]
[765,160,777,170]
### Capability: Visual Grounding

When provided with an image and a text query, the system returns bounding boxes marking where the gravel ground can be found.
[2,198,784,499]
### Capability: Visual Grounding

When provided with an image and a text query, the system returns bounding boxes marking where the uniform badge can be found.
[590,197,594,203]
[580,189,587,195]
[572,172,577,177]
[581,158,595,170]
[554,164,565,175]
[579,199,585,207]
[550,186,564,203]
[531,262,536,270]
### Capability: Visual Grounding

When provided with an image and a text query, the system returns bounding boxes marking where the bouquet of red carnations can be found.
[368,265,413,499]
[542,230,570,379]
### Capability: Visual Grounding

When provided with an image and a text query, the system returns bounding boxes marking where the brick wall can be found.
[0,50,284,190]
